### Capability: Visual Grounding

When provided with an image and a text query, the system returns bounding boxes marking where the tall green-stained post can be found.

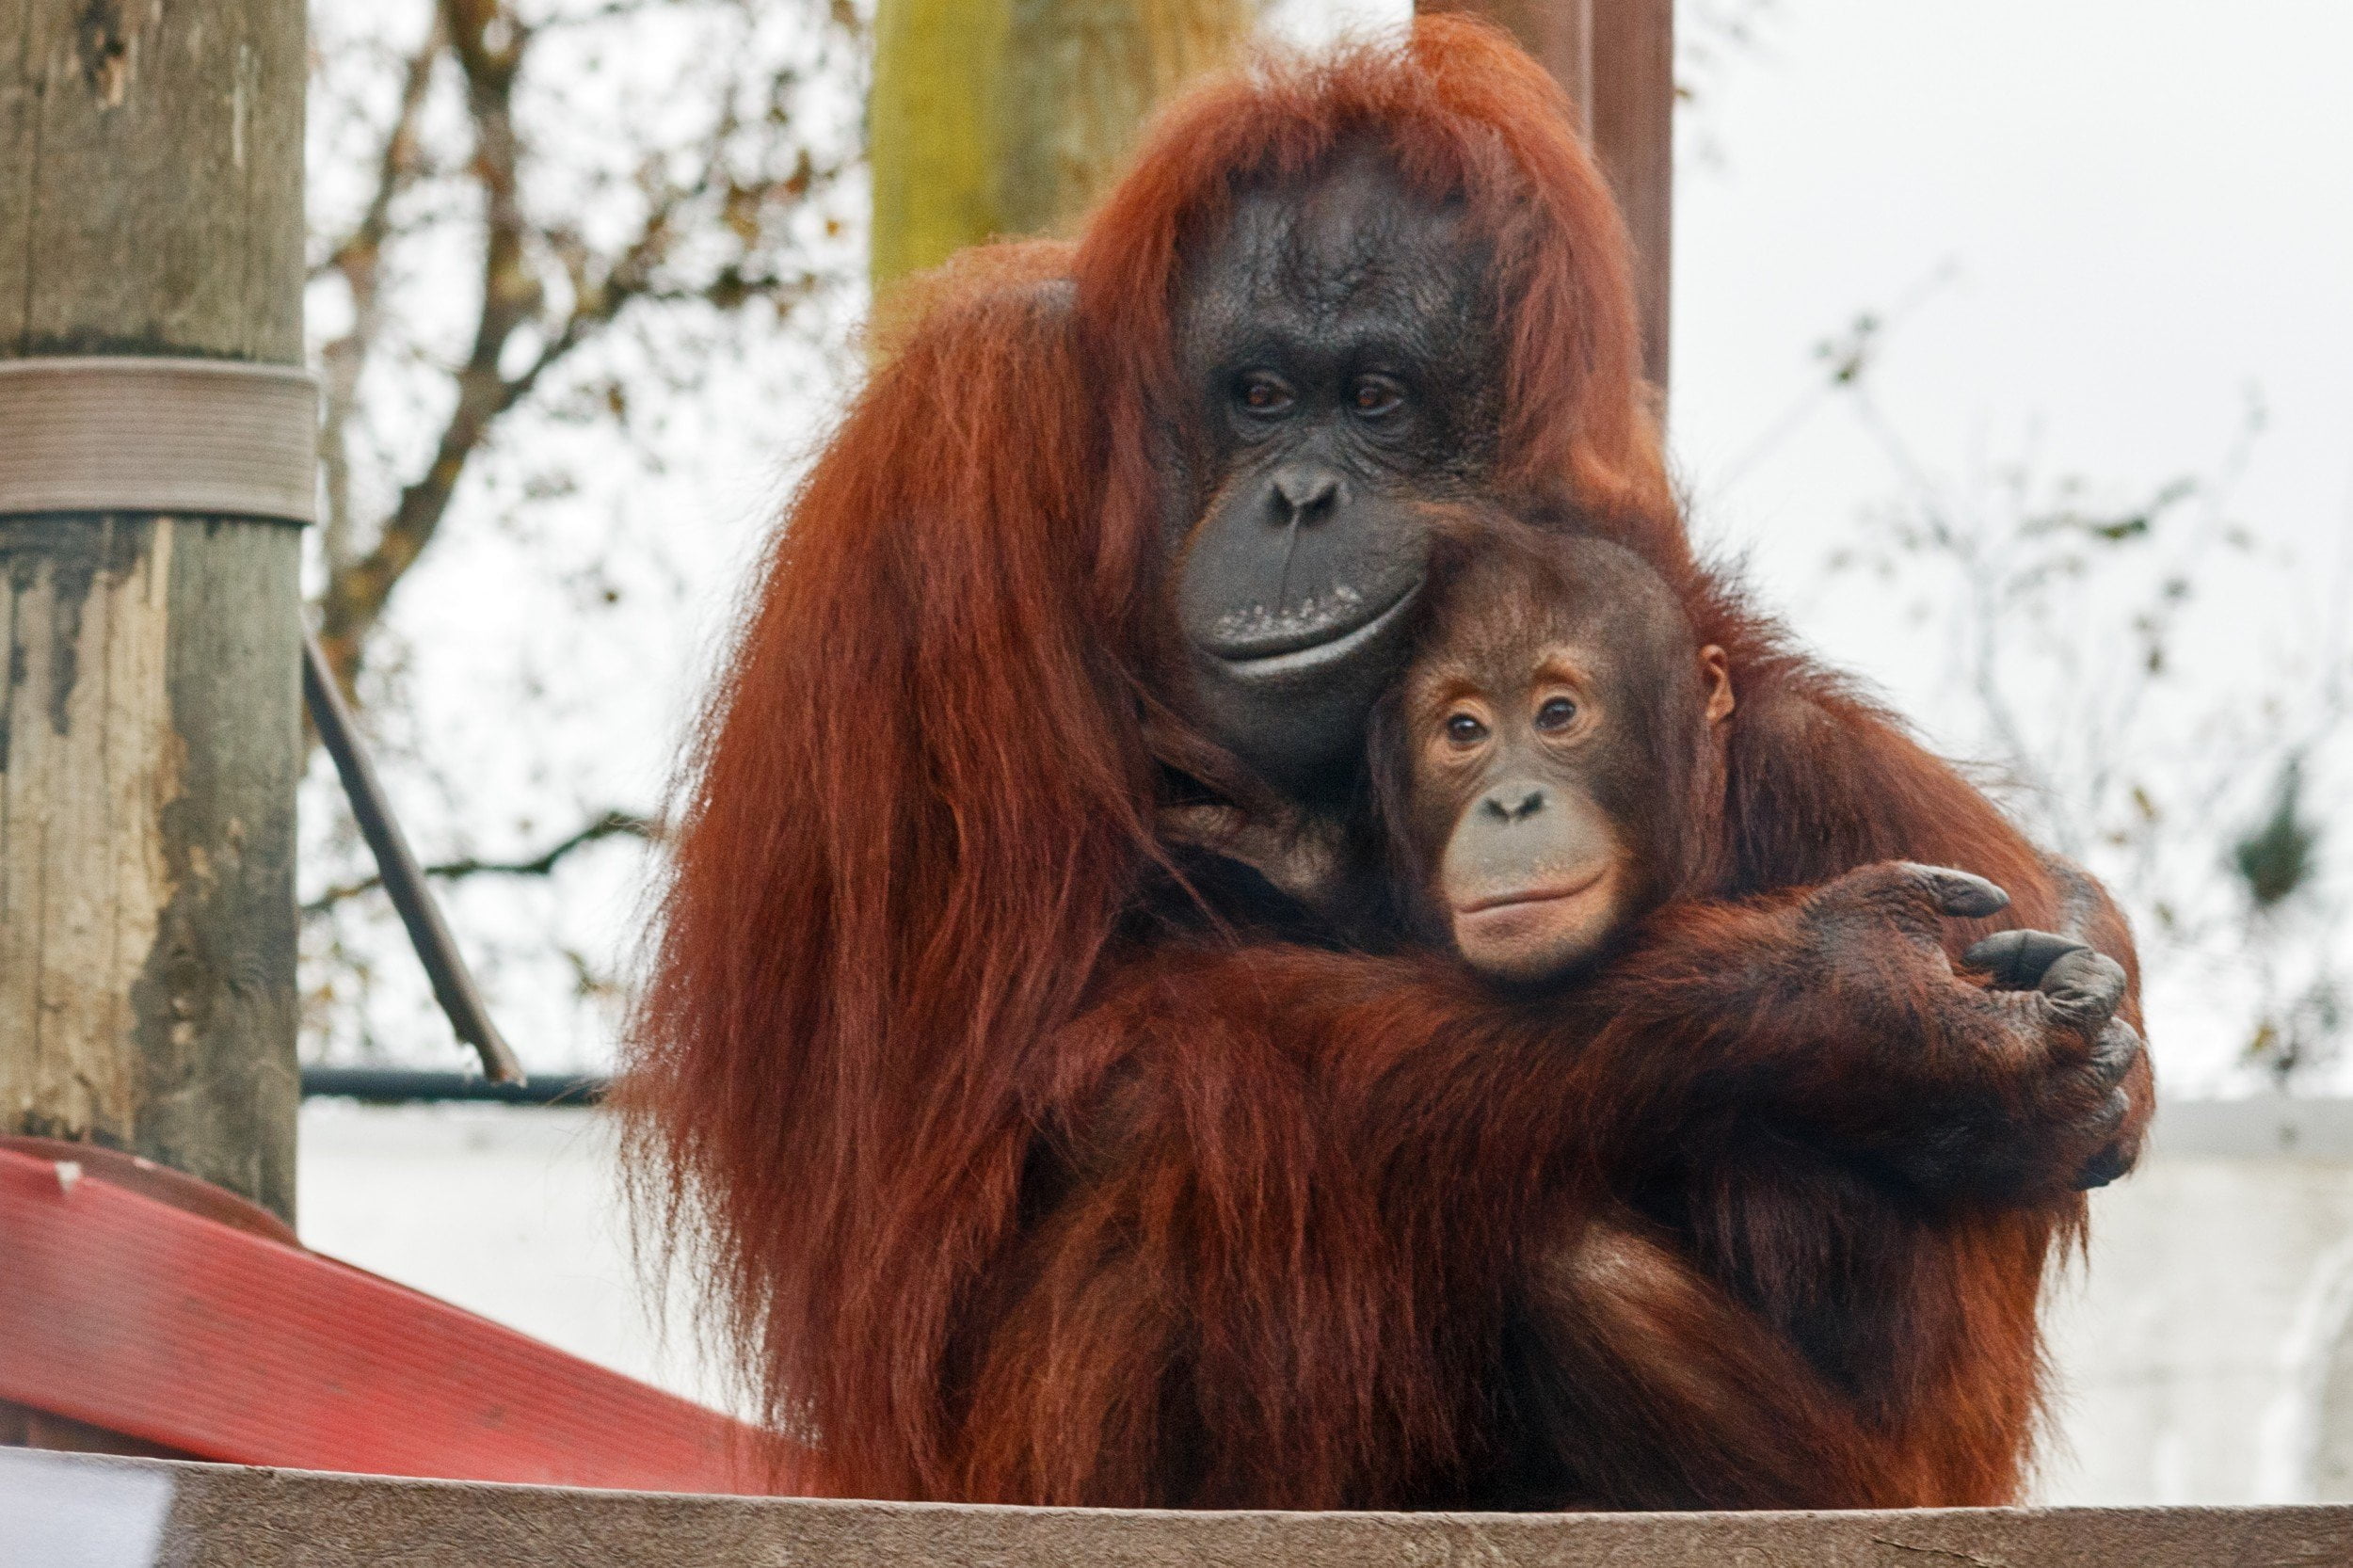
[870,0,1254,292]
[0,0,308,1220]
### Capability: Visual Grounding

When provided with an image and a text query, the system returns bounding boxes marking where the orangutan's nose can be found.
[1481,786,1547,824]
[1270,465,1340,522]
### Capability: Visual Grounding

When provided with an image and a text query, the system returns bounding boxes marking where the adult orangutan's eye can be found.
[1445,712,1488,745]
[1238,374,1293,413]
[1534,696,1579,732]
[1352,376,1403,417]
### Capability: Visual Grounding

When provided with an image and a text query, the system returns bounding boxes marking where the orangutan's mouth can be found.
[1208,579,1421,680]
[1454,868,1609,918]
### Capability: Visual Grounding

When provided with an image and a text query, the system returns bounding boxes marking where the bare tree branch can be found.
[310,0,856,705]
[1812,327,2352,1089]
[303,808,656,917]
[297,0,859,1057]
[315,0,536,700]
[317,15,446,575]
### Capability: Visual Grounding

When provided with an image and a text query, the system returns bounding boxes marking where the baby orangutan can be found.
[1359,521,2137,1506]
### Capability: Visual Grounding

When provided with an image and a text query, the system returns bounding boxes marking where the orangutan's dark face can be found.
[1171,152,1500,802]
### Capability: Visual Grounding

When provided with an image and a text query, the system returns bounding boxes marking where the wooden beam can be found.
[1419,0,1673,394]
[0,1146,782,1488]
[34,1452,2353,1566]
[1589,0,1674,393]
[0,0,306,1220]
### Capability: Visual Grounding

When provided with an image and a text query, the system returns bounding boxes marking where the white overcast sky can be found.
[1669,2,2353,1093]
[1662,1,2352,667]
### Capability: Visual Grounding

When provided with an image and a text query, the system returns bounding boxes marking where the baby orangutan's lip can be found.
[1453,868,1608,918]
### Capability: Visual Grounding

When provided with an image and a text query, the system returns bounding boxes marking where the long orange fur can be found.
[619,19,2150,1510]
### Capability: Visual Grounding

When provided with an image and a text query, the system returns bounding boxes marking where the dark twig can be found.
[303,631,526,1085]
[303,808,654,915]
[310,0,853,707]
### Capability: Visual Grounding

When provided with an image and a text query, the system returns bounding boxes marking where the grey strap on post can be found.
[0,356,318,523]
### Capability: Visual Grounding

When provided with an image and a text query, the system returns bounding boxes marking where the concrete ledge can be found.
[8,1450,2353,1568]
[2149,1096,2353,1160]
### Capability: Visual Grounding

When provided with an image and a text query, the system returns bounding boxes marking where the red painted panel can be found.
[0,1147,822,1494]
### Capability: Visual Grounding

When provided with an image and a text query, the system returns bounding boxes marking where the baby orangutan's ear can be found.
[1700,646,1736,725]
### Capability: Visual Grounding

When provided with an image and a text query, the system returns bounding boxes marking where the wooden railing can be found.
[8,1448,2351,1568]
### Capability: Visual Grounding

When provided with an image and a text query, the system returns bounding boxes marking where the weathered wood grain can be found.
[0,518,174,1153]
[7,1451,2335,1568]
[0,0,305,360]
[133,518,300,1218]
[1589,0,1673,392]
[0,517,298,1220]
[1,0,305,1222]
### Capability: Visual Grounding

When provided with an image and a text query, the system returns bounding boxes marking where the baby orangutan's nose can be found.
[1481,786,1547,824]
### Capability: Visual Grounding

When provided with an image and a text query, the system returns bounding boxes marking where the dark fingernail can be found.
[2073,1142,2134,1190]
[1918,866,2009,919]
[1963,931,2029,984]
[1967,929,2093,989]
[2045,949,2128,1016]
[2092,1021,2144,1083]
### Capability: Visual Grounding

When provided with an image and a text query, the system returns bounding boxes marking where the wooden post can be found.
[1589,0,1673,395]
[0,0,307,1219]
[869,0,1252,292]
[1422,0,1673,394]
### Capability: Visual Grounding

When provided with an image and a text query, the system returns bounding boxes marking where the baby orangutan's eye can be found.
[1533,696,1579,732]
[1445,712,1488,745]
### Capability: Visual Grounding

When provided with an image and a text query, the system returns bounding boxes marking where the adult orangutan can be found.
[620,19,2150,1510]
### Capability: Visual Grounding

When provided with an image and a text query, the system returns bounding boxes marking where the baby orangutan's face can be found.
[1396,541,1733,984]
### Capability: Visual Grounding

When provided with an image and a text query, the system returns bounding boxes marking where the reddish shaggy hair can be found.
[622,241,1149,1495]
[622,20,1674,1498]
[917,525,2137,1510]
[621,18,2148,1508]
